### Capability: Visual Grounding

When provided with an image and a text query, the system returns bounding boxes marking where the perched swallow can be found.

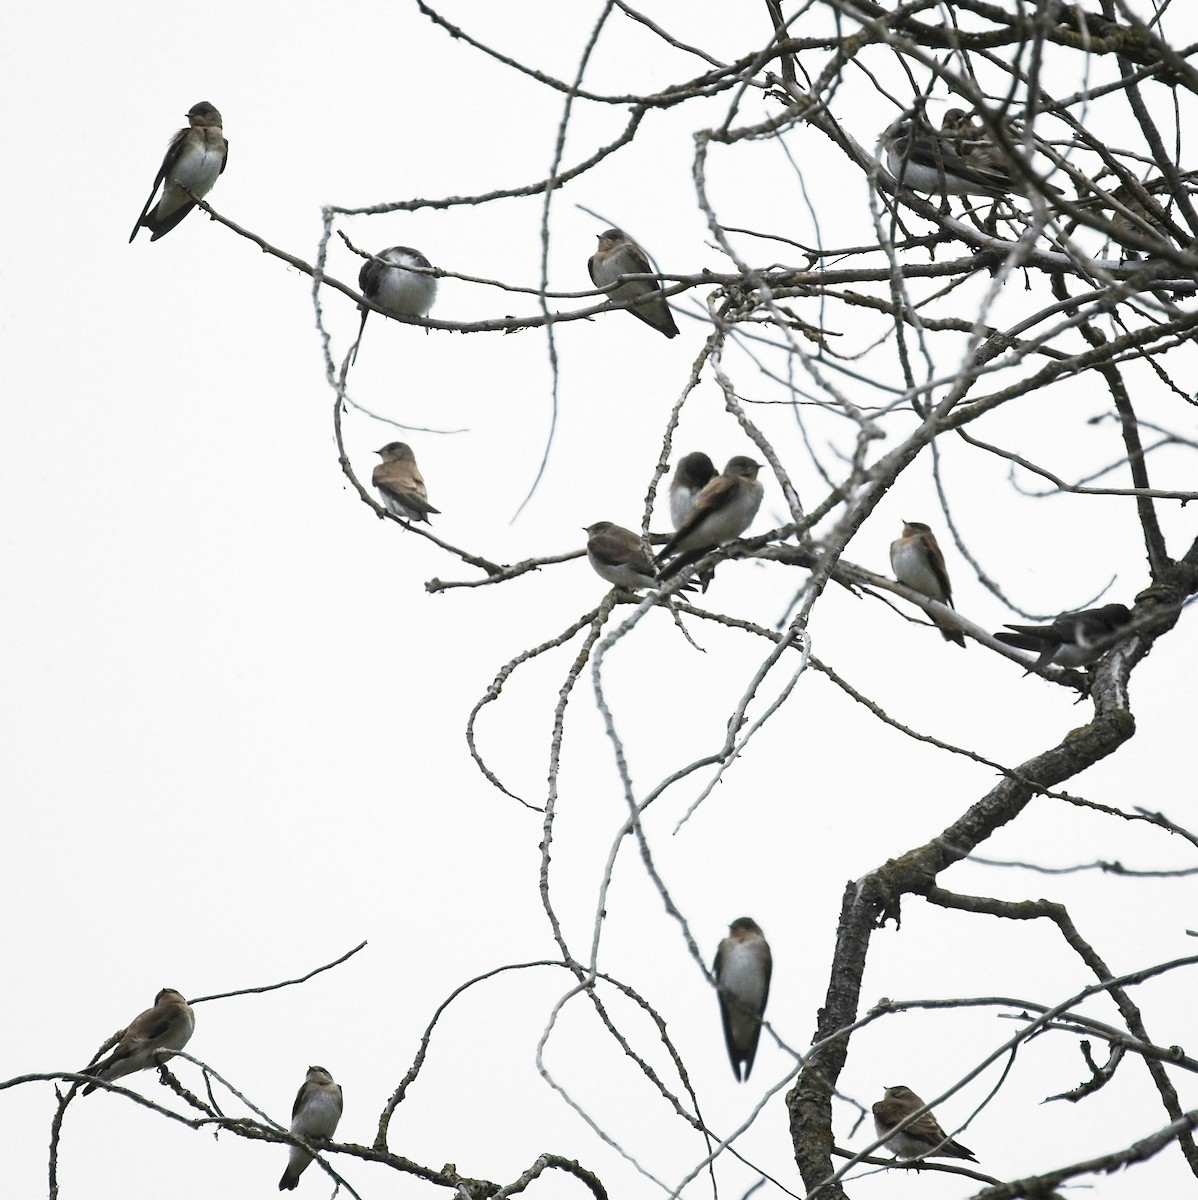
[279,1065,343,1191]
[994,602,1132,669]
[353,246,438,363]
[714,917,772,1082]
[939,107,984,150]
[1106,180,1172,259]
[942,108,1063,200]
[130,102,228,243]
[872,1084,977,1162]
[584,522,661,591]
[889,520,966,647]
[669,452,717,530]
[81,988,194,1095]
[588,228,679,338]
[372,442,439,523]
[940,108,1008,174]
[657,456,763,576]
[885,116,1012,198]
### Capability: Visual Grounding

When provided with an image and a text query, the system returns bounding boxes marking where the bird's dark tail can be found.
[350,308,370,366]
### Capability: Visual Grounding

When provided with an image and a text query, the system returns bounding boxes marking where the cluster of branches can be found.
[19,3,1198,1199]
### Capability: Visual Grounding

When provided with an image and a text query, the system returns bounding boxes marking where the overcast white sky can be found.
[3,3,1197,1198]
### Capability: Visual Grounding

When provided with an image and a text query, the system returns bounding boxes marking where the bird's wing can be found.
[919,535,954,607]
[661,475,737,555]
[590,531,641,570]
[129,127,188,241]
[291,1080,313,1122]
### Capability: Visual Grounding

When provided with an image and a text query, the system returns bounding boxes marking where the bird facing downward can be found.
[889,520,966,647]
[587,228,679,338]
[872,1084,977,1161]
[81,988,194,1094]
[279,1065,343,1191]
[714,917,772,1082]
[130,102,228,243]
[657,456,763,576]
[372,442,439,523]
[353,246,438,363]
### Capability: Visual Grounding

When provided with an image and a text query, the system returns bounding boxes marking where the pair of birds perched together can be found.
[351,224,679,364]
[125,103,442,357]
[891,522,1134,666]
[883,106,1060,202]
[351,225,677,366]
[713,922,977,1164]
[353,225,682,354]
[882,104,1172,252]
[80,989,341,1191]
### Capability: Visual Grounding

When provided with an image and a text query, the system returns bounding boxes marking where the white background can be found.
[2,3,1196,1198]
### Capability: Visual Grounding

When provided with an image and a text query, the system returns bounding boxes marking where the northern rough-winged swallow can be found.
[353,246,438,363]
[872,1084,977,1161]
[885,116,1012,198]
[1106,180,1172,259]
[941,108,1062,200]
[657,456,763,576]
[584,522,661,591]
[130,102,228,243]
[81,988,194,1094]
[994,602,1132,669]
[587,228,679,338]
[669,452,717,530]
[279,1065,343,1191]
[940,108,1012,177]
[939,107,985,153]
[372,442,439,523]
[890,520,966,647]
[714,917,772,1082]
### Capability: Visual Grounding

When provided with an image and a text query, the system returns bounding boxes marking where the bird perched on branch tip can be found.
[81,988,194,1094]
[130,102,227,242]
